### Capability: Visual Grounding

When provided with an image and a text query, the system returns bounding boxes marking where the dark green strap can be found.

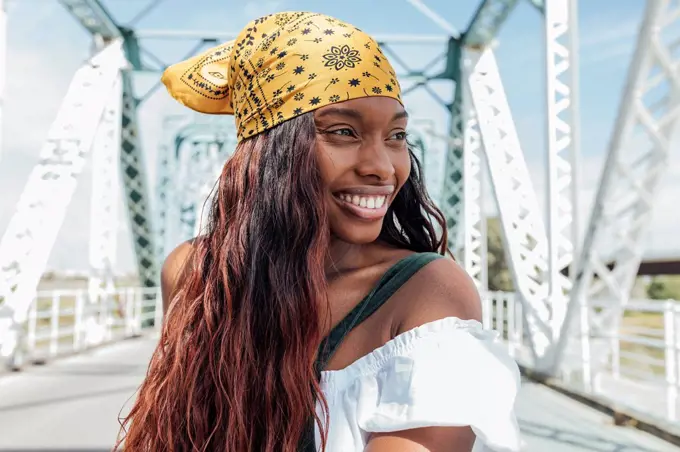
[316,252,443,369]
[298,252,443,451]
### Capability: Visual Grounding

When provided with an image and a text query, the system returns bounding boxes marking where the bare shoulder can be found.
[368,257,492,451]
[160,239,196,313]
[364,256,485,451]
[395,255,482,335]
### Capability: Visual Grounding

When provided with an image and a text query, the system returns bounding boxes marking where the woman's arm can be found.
[365,426,476,452]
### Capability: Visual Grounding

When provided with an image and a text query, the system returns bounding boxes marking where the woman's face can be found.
[314,97,411,245]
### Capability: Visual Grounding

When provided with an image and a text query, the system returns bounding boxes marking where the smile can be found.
[333,193,390,221]
[337,193,387,209]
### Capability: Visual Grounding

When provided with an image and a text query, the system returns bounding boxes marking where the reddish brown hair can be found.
[115,112,447,451]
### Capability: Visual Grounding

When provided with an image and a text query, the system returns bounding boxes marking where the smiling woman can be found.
[115,11,521,452]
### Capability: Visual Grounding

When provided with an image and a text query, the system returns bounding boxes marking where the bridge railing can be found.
[1,286,162,369]
[2,286,679,425]
[481,291,680,424]
[586,297,680,422]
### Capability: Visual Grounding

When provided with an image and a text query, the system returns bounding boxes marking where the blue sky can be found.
[1,0,677,273]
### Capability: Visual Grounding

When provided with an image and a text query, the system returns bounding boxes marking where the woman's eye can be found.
[331,128,354,137]
[391,131,407,140]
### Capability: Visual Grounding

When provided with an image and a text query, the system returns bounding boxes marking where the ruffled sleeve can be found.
[350,318,521,451]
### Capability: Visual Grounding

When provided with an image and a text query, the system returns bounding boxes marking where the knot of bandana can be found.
[161,11,403,142]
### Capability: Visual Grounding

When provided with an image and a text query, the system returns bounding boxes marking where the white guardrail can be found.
[0,287,162,370]
[0,288,678,425]
[480,292,680,424]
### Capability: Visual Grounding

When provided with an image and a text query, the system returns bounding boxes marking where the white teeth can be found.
[338,193,388,210]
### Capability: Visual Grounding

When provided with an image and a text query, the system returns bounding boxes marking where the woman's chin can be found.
[330,221,382,244]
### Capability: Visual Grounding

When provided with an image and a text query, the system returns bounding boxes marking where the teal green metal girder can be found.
[58,0,121,40]
[528,0,545,13]
[434,0,524,82]
[463,0,521,48]
[58,0,144,70]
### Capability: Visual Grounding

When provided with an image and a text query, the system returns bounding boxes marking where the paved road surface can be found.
[0,336,677,451]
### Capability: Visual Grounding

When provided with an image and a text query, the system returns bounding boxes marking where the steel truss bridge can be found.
[0,0,679,450]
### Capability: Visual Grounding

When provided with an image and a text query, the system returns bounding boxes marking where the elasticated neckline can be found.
[320,316,494,388]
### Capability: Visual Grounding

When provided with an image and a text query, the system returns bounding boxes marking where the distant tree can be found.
[486,217,514,292]
[646,276,680,300]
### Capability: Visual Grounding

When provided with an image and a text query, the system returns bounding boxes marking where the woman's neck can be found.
[325,239,368,276]
[325,238,397,277]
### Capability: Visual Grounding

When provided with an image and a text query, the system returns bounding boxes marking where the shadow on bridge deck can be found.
[0,336,677,452]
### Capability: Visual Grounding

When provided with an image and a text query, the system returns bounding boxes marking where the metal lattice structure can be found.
[554,0,680,375]
[0,0,158,364]
[154,116,184,266]
[0,39,128,363]
[544,0,580,338]
[0,40,127,312]
[119,73,158,289]
[401,0,674,373]
[87,72,122,303]
[157,119,236,254]
[0,0,675,379]
[429,0,576,360]
[466,46,555,355]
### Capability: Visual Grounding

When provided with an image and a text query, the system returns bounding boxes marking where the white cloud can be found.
[578,15,641,67]
[580,18,639,48]
[581,42,634,67]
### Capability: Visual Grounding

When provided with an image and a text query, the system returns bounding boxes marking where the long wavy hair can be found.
[115,112,447,452]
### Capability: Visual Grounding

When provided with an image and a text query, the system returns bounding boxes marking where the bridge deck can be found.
[0,336,677,452]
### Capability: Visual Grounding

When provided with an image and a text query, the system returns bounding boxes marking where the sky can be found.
[0,0,678,275]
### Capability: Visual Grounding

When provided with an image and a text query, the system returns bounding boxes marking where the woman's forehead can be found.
[314,97,407,122]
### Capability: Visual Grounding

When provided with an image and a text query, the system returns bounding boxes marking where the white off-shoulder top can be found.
[314,317,522,451]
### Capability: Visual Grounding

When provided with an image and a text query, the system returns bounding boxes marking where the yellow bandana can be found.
[161,11,403,142]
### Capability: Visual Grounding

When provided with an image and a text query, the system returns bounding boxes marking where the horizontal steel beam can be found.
[134,29,449,45]
[58,0,121,40]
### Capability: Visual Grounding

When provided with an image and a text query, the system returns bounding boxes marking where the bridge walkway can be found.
[0,336,677,451]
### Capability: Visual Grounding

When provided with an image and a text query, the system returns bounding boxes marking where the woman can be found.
[117,11,521,452]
